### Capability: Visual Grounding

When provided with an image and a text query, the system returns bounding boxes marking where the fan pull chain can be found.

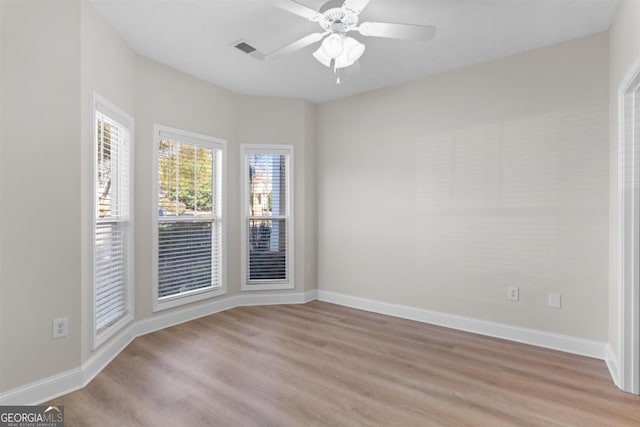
[328,58,340,85]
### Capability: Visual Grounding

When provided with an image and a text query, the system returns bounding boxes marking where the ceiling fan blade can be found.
[273,0,321,22]
[343,0,371,13]
[358,22,436,41]
[267,32,327,59]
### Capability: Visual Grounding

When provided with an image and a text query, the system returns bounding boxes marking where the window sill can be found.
[153,286,227,312]
[241,282,294,291]
[93,312,134,350]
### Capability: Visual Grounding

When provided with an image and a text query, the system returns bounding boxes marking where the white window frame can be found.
[152,125,227,312]
[241,144,294,291]
[92,93,134,349]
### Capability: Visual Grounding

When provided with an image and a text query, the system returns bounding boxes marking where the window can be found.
[93,93,134,348]
[153,126,226,311]
[241,145,294,290]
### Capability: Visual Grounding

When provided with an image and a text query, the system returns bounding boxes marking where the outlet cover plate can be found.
[52,317,69,339]
[548,293,561,309]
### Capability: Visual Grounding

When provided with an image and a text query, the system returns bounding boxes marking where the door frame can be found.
[618,56,640,394]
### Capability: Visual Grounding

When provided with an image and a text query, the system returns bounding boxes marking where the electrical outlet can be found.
[548,293,561,309]
[52,317,69,339]
[507,286,519,301]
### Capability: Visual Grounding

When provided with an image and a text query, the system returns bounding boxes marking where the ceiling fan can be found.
[269,0,436,83]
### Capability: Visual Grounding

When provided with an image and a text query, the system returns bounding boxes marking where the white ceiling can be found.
[90,0,619,103]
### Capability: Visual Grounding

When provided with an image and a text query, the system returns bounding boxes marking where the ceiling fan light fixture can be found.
[312,45,332,67]
[344,36,365,63]
[271,0,437,83]
[321,33,344,58]
[314,35,364,69]
[334,36,365,69]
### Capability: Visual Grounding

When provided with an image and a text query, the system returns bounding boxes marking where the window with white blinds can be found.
[154,126,226,311]
[93,94,133,348]
[241,145,294,291]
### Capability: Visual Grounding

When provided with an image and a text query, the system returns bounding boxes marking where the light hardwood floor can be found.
[48,301,640,426]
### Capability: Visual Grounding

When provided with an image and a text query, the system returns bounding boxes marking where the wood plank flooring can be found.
[48,301,640,426]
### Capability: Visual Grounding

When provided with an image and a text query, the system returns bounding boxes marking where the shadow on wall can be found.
[414,105,608,299]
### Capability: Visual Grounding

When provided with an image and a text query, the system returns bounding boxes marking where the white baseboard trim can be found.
[0,367,84,406]
[134,295,238,337]
[1,288,611,405]
[304,289,318,302]
[0,291,313,406]
[236,289,317,306]
[317,290,607,360]
[82,324,137,388]
[605,344,621,388]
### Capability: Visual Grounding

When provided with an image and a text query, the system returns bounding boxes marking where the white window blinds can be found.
[242,146,293,290]
[156,128,224,307]
[94,101,132,340]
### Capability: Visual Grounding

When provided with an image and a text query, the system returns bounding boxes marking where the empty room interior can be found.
[2,0,640,425]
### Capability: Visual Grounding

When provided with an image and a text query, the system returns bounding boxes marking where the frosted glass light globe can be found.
[321,33,344,59]
[335,36,366,69]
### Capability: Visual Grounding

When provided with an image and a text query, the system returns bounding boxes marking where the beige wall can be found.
[0,1,82,391]
[0,0,618,396]
[608,0,640,360]
[132,60,316,322]
[236,95,318,294]
[0,0,3,395]
[79,0,136,363]
[304,101,318,292]
[1,1,317,395]
[133,56,238,319]
[317,33,610,340]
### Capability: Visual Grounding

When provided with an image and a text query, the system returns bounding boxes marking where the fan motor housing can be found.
[319,7,359,33]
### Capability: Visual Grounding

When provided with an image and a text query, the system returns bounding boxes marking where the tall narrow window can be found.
[241,145,294,291]
[153,126,226,311]
[93,94,133,348]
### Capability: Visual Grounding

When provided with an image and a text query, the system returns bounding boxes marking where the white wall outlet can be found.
[548,293,562,309]
[52,317,69,339]
[507,286,519,301]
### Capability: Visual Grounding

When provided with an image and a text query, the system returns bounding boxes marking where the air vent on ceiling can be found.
[235,41,256,54]
[232,40,265,61]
